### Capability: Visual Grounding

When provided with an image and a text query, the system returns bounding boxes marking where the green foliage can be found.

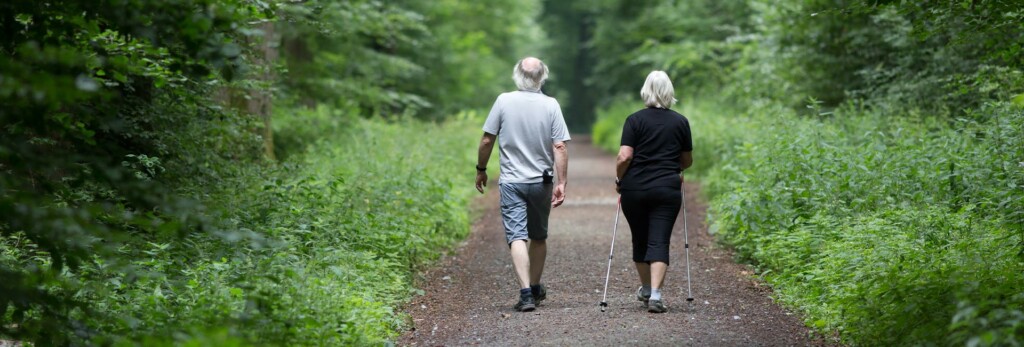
[1,0,537,344]
[702,102,1024,345]
[407,0,545,116]
[276,0,544,119]
[539,0,600,130]
[0,0,264,343]
[590,99,640,153]
[589,1,1024,343]
[275,0,433,114]
[579,0,1024,123]
[594,96,1024,344]
[3,106,481,345]
[590,0,753,98]
[733,1,1024,113]
[180,108,478,345]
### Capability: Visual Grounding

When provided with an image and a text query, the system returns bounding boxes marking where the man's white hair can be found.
[640,70,677,109]
[513,57,548,91]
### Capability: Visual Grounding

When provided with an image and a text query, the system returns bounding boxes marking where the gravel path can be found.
[401,137,829,346]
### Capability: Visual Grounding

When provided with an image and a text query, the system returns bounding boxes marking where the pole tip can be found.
[686,297,694,302]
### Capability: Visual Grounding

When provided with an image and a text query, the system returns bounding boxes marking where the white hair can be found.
[640,71,677,109]
[512,58,548,91]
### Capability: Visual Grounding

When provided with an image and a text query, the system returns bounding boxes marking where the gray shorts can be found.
[499,182,553,244]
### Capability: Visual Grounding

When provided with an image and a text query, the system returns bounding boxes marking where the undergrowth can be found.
[592,98,1024,345]
[2,105,481,345]
[192,106,479,345]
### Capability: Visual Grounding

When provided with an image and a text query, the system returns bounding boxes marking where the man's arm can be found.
[551,141,568,208]
[475,133,497,193]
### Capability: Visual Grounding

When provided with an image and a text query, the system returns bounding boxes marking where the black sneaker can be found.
[532,284,547,304]
[514,294,536,312]
[648,299,667,313]
[636,287,650,306]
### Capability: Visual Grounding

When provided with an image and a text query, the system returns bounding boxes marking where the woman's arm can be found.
[616,145,634,180]
[679,151,693,171]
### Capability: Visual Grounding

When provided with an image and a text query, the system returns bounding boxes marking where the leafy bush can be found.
[592,96,1024,345]
[0,1,262,343]
[223,107,478,344]
[588,0,1024,345]
[591,99,640,153]
[2,106,482,345]
[700,102,1024,345]
[2,0,536,344]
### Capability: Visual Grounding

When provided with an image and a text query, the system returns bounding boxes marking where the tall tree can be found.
[541,0,598,130]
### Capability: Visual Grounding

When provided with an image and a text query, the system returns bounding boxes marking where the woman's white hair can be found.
[640,70,677,109]
[512,57,548,91]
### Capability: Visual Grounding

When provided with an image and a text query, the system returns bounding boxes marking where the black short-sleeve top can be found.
[619,107,693,191]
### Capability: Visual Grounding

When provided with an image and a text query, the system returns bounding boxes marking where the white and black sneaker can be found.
[648,299,667,313]
[637,287,651,307]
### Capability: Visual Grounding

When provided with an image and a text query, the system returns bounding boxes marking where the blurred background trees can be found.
[274,0,544,119]
[551,0,1023,119]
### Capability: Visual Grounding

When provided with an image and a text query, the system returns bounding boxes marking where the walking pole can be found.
[681,187,694,302]
[599,197,622,312]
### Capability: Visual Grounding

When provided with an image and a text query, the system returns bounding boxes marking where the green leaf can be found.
[1012,94,1024,108]
[75,75,99,92]
[14,13,32,26]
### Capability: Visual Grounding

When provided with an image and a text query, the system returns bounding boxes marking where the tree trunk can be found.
[249,21,278,160]
[214,21,278,160]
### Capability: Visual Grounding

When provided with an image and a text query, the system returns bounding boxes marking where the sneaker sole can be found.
[517,304,536,312]
[648,300,667,313]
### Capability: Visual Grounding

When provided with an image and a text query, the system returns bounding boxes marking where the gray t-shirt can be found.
[483,90,571,184]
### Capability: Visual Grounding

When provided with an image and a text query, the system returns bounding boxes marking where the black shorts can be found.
[621,186,681,264]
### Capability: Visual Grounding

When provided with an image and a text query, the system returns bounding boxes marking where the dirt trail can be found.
[401,137,826,346]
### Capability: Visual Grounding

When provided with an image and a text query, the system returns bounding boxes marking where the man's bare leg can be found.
[510,240,531,289]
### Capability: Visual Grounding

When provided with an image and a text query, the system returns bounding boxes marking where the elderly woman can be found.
[615,71,693,313]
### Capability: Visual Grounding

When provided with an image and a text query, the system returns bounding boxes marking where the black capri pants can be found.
[621,187,681,265]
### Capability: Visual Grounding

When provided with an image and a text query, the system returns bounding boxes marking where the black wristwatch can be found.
[476,165,487,172]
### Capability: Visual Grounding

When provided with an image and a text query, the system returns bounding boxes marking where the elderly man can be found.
[475,57,570,312]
